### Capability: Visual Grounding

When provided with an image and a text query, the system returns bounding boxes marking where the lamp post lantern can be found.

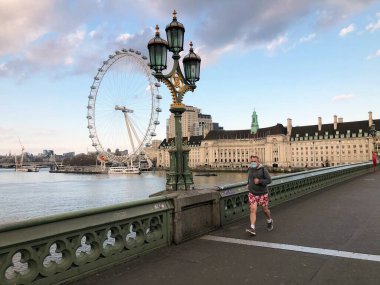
[147,10,201,191]
[369,124,377,153]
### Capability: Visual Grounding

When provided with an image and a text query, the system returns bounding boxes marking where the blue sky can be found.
[0,0,379,155]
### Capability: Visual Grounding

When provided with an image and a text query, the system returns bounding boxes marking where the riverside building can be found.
[166,105,217,139]
[145,111,379,169]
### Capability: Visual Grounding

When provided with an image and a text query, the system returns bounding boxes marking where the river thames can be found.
[0,168,247,225]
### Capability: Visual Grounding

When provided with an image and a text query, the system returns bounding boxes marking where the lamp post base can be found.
[164,103,194,191]
[166,148,193,191]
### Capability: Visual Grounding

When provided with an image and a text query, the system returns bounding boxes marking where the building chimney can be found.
[369,111,373,127]
[333,115,338,130]
[287,118,292,136]
[338,117,343,123]
[318,117,322,132]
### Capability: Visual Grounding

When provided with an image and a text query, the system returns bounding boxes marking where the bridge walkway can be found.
[72,170,380,285]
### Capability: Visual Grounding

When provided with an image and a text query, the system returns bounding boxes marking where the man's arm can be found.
[260,167,272,185]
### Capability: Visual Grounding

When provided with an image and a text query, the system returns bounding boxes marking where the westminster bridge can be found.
[0,162,379,284]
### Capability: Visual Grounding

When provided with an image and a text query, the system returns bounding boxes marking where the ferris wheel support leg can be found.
[123,113,136,154]
[129,117,142,148]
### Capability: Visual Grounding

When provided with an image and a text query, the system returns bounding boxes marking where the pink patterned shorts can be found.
[248,193,269,207]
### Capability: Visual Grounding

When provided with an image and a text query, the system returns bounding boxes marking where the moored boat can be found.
[108,166,141,174]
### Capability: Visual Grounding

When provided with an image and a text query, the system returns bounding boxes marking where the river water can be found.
[0,168,247,225]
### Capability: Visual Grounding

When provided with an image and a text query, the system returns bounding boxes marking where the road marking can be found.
[201,235,380,262]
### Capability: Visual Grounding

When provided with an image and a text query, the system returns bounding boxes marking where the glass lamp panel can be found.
[161,45,167,68]
[155,46,164,68]
[172,30,179,50]
[194,61,200,80]
[149,48,156,68]
[167,31,173,50]
[178,31,184,51]
[167,28,184,53]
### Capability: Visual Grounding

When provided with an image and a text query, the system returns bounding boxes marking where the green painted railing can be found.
[0,197,173,285]
[218,162,373,225]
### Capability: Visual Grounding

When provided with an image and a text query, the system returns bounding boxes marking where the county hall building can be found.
[146,110,379,169]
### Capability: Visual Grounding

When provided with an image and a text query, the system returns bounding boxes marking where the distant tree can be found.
[67,153,97,166]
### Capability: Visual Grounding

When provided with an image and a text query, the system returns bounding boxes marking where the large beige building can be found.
[146,111,379,169]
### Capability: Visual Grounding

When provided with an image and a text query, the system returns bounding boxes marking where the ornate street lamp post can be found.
[147,10,201,191]
[369,124,377,153]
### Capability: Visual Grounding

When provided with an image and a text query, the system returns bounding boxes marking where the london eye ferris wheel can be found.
[86,48,162,164]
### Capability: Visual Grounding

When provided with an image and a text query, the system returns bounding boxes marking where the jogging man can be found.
[246,155,273,236]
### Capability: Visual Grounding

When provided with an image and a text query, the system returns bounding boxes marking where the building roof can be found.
[204,123,287,140]
[198,114,211,119]
[159,119,379,146]
[291,119,380,138]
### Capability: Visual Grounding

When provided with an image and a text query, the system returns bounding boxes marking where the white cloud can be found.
[366,16,380,32]
[64,56,74,65]
[116,33,134,43]
[332,94,354,101]
[89,30,97,38]
[0,0,376,81]
[266,35,287,52]
[66,28,86,46]
[0,63,7,72]
[366,49,380,60]
[339,24,355,37]
[299,33,316,43]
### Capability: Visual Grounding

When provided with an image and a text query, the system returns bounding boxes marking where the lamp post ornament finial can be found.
[173,10,177,19]
[155,24,160,35]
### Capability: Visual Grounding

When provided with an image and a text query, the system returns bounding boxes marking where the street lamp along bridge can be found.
[369,123,378,153]
[148,10,201,191]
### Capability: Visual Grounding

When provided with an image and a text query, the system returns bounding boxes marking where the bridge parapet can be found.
[218,162,372,225]
[0,162,373,284]
[0,197,173,285]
